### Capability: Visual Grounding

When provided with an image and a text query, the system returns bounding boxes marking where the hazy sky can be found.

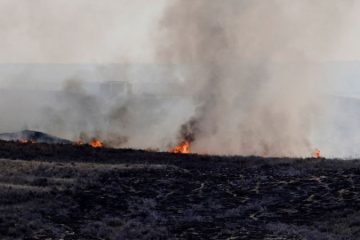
[0,0,359,95]
[0,0,359,64]
[0,0,169,64]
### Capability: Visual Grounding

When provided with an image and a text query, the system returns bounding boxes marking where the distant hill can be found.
[0,130,72,144]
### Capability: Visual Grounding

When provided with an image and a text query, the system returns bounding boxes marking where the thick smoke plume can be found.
[157,0,352,156]
[0,1,355,157]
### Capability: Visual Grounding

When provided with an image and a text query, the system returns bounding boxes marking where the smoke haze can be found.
[0,0,359,158]
[156,0,352,156]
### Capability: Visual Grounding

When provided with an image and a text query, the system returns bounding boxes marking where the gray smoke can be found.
[0,1,356,158]
[38,76,192,149]
[156,0,352,157]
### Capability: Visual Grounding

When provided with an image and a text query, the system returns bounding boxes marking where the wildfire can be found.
[90,139,104,148]
[19,139,35,144]
[313,149,321,158]
[73,138,104,148]
[171,140,191,154]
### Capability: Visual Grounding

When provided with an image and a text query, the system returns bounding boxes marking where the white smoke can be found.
[0,0,358,158]
[155,0,353,157]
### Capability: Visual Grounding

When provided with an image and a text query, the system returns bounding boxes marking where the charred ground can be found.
[0,141,359,239]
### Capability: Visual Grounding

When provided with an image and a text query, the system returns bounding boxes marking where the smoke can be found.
[156,0,353,157]
[0,1,357,157]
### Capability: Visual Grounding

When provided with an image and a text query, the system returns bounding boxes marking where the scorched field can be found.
[0,141,359,239]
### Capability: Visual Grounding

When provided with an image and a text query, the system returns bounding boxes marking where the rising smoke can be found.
[0,0,356,157]
[156,0,353,157]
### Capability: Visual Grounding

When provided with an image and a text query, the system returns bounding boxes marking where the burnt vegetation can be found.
[0,140,359,239]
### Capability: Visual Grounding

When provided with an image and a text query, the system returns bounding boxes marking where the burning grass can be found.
[170,140,191,154]
[89,139,104,148]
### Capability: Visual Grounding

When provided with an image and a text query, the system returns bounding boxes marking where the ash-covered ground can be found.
[0,141,359,239]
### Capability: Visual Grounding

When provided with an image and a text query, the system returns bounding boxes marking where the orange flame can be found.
[90,139,104,148]
[313,149,321,158]
[171,140,191,154]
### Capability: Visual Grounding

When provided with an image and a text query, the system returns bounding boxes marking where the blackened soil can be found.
[0,141,359,239]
